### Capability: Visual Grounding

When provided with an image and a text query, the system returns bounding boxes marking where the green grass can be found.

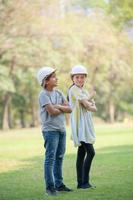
[0,123,133,200]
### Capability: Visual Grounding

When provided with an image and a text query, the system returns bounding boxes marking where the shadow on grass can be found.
[0,145,133,200]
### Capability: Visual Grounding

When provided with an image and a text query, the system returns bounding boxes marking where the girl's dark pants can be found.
[76,141,95,186]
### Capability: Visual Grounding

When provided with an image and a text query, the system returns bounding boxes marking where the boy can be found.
[37,66,72,196]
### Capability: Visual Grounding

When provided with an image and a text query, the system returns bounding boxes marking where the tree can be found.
[0,0,133,129]
[108,0,133,27]
[0,0,43,129]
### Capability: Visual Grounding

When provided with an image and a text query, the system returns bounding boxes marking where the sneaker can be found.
[77,185,83,189]
[82,183,96,189]
[46,187,57,196]
[90,184,96,189]
[56,184,73,192]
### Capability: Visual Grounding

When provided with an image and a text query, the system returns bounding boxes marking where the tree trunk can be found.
[2,92,11,130]
[90,65,99,90]
[8,104,13,129]
[29,90,39,127]
[108,100,115,123]
[30,104,39,127]
[20,110,26,128]
[2,56,16,130]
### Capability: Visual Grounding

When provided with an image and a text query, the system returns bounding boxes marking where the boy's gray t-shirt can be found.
[39,89,66,132]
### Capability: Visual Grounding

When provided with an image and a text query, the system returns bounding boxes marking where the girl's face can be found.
[72,74,87,88]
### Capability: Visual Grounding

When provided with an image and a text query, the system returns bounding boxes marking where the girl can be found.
[68,65,97,189]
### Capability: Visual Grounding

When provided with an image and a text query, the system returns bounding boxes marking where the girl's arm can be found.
[79,99,97,112]
[88,90,96,101]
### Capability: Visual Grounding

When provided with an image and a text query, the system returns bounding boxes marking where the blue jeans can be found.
[42,131,66,189]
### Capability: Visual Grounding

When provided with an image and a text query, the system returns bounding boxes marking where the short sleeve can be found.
[39,92,51,108]
[57,90,67,103]
[69,87,88,101]
[77,92,88,101]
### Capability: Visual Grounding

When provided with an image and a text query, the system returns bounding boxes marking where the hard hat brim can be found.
[44,69,56,80]
[41,69,56,86]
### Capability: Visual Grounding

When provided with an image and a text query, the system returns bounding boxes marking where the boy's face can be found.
[45,72,58,88]
[72,74,86,88]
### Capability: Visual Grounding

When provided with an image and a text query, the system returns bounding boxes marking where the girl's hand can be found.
[80,99,97,112]
[89,90,96,99]
[89,99,95,105]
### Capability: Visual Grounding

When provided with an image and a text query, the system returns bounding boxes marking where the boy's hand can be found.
[54,104,62,110]
[54,102,69,109]
[45,104,62,115]
[54,103,72,113]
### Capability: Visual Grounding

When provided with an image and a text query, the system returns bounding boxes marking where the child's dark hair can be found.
[42,72,55,87]
[67,73,87,101]
[67,83,74,101]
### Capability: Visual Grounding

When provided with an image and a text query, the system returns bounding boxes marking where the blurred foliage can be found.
[0,0,133,129]
[109,0,133,27]
[70,0,108,10]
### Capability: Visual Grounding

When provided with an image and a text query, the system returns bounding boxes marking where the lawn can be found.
[0,123,133,200]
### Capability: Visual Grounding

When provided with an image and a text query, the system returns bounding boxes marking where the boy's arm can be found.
[54,101,72,113]
[79,99,97,112]
[45,104,62,116]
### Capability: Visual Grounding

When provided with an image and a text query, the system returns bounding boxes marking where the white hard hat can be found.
[71,65,88,75]
[37,66,56,86]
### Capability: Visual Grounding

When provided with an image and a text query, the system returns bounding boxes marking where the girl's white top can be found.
[69,85,96,147]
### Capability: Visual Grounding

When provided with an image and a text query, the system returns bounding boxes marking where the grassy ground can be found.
[0,123,133,200]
